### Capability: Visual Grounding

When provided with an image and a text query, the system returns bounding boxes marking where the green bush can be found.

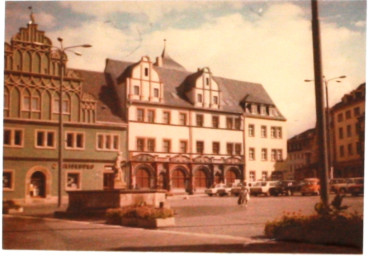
[264,211,363,248]
[105,205,174,225]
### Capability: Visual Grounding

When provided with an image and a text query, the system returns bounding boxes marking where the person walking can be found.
[237,184,250,207]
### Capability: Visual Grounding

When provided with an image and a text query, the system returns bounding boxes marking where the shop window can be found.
[3,128,23,147]
[3,170,14,190]
[35,130,56,148]
[66,172,80,190]
[65,132,84,149]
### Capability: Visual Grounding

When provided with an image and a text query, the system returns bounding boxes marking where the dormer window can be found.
[134,86,140,95]
[251,104,258,114]
[197,94,203,103]
[153,88,159,97]
[260,105,266,115]
[144,68,149,76]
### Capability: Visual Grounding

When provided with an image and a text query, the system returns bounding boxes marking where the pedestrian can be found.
[237,185,249,207]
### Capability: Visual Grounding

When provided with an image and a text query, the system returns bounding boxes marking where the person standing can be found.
[238,184,250,207]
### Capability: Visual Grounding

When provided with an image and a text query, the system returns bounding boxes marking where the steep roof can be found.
[105,58,285,120]
[72,68,126,124]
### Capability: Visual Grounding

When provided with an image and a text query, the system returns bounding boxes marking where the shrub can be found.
[105,205,174,225]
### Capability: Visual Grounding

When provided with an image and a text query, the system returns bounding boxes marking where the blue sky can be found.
[4,0,367,137]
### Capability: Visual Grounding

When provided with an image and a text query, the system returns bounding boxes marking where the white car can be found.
[250,181,280,196]
[204,183,227,196]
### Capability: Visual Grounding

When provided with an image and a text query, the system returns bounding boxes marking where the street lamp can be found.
[305,75,346,180]
[55,38,91,207]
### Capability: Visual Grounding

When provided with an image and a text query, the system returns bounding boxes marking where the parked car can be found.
[329,178,348,194]
[280,180,303,196]
[250,181,280,196]
[346,177,364,196]
[217,185,233,196]
[301,178,320,196]
[204,183,227,196]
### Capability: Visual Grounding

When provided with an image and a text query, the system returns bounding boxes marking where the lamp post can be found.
[305,75,346,180]
[55,38,91,207]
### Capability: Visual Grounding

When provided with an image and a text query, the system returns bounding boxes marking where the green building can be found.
[3,17,128,204]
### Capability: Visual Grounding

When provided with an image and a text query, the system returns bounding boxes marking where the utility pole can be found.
[311,0,329,209]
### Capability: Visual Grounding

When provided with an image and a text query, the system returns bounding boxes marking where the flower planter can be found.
[121,217,175,228]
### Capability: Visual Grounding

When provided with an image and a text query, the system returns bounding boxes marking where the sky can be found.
[3,0,367,138]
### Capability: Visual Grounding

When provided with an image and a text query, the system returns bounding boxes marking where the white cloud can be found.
[39,2,365,138]
[36,12,56,28]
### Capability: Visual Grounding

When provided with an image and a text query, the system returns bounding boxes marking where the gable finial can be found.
[28,6,35,24]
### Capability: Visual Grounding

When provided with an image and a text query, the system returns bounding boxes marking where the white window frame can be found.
[3,128,24,148]
[248,124,255,137]
[96,133,120,151]
[261,148,267,161]
[52,97,70,114]
[65,131,85,150]
[35,129,56,149]
[261,126,267,138]
[249,148,255,160]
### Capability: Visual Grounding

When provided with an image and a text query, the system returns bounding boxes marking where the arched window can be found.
[23,51,31,72]
[33,53,41,73]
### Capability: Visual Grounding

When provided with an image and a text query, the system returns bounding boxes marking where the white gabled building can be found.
[104,45,287,194]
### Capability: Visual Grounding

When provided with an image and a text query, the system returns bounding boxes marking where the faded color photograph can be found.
[2,0,365,253]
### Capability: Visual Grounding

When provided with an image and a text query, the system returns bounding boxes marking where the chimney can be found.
[155,56,162,67]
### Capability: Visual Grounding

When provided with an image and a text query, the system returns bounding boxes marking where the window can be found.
[346,110,351,119]
[144,67,149,76]
[226,117,233,129]
[196,114,204,127]
[213,96,218,104]
[147,139,155,152]
[23,95,40,111]
[197,94,203,103]
[35,130,55,148]
[97,134,119,151]
[276,127,282,138]
[339,145,345,157]
[260,106,266,115]
[271,127,276,138]
[206,77,209,85]
[339,127,344,139]
[235,118,241,130]
[133,86,140,95]
[4,91,9,109]
[65,132,84,149]
[53,98,70,114]
[276,149,282,161]
[348,143,353,156]
[212,116,219,128]
[163,139,171,153]
[347,125,352,137]
[137,109,144,122]
[249,171,256,182]
[248,124,255,137]
[354,107,360,117]
[262,171,268,181]
[356,142,361,155]
[147,110,155,123]
[213,142,220,154]
[163,111,170,124]
[261,148,267,161]
[66,172,80,190]
[261,126,267,138]
[356,123,360,135]
[196,141,204,154]
[180,140,187,153]
[337,113,343,122]
[227,143,234,155]
[251,104,258,114]
[3,128,23,147]
[249,148,255,160]
[137,138,145,151]
[153,88,159,97]
[3,170,14,190]
[235,144,241,155]
[179,113,187,125]
[271,149,277,161]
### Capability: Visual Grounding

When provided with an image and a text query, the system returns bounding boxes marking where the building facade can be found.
[104,47,287,194]
[3,18,128,204]
[287,128,318,180]
[330,83,365,178]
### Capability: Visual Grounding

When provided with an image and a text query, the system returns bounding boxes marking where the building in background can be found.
[105,45,287,193]
[330,83,365,178]
[287,128,318,180]
[3,17,128,204]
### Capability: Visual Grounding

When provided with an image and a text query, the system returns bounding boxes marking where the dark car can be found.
[346,177,364,196]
